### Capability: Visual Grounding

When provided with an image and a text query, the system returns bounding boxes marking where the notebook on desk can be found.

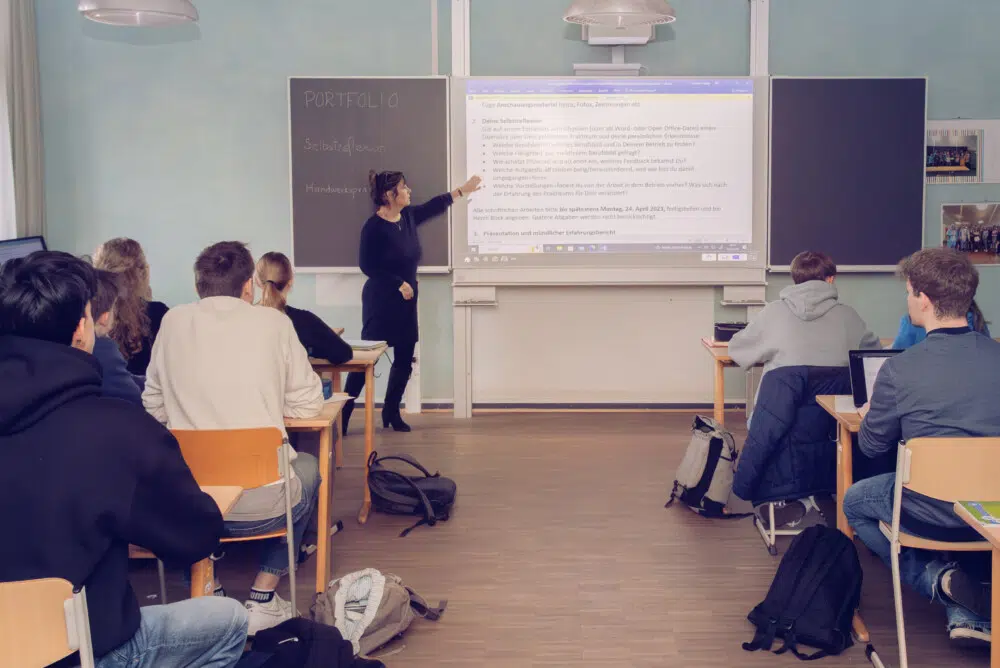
[848,349,901,408]
[345,339,386,350]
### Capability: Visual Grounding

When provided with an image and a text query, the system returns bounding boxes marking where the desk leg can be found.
[190,558,214,598]
[315,424,333,593]
[836,423,855,539]
[358,366,374,524]
[713,360,726,426]
[332,373,344,469]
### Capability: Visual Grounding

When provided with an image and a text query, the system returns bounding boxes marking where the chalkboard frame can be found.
[287,75,452,274]
[767,76,928,272]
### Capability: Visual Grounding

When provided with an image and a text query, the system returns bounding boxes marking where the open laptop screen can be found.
[0,236,47,266]
[848,350,901,407]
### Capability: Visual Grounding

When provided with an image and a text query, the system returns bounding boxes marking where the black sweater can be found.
[285,305,353,365]
[125,299,169,376]
[0,336,223,659]
[358,194,453,346]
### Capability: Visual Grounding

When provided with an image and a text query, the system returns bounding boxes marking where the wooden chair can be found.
[0,578,95,668]
[172,427,299,615]
[879,437,1000,668]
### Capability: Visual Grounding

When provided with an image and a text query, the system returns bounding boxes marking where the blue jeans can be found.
[223,452,321,577]
[96,597,247,668]
[843,473,990,633]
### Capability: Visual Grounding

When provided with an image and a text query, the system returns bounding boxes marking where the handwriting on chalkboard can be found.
[305,184,369,198]
[303,91,399,109]
[304,137,386,156]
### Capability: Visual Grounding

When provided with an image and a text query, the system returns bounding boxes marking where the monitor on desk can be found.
[0,236,47,266]
[848,349,901,408]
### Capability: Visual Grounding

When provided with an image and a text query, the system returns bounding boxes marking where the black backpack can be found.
[366,452,457,537]
[742,525,862,661]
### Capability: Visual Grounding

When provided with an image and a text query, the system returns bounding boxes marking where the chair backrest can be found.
[172,427,285,489]
[0,578,94,668]
[902,437,1000,502]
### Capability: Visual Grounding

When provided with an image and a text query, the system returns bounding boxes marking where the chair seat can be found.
[879,521,989,552]
[221,530,287,544]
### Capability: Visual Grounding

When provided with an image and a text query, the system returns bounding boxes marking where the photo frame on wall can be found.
[927,120,1000,184]
[941,202,1000,265]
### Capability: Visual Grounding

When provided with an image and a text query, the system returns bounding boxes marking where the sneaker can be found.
[245,593,294,636]
[949,625,991,647]
[940,568,992,621]
[755,500,807,530]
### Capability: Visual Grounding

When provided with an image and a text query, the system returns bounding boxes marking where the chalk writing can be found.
[303,91,399,109]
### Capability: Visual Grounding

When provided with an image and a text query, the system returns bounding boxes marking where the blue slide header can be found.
[466,78,753,96]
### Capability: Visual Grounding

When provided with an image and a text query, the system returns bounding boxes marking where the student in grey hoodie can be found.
[729,251,881,373]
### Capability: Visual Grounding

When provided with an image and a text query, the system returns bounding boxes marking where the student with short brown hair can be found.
[728,250,880,373]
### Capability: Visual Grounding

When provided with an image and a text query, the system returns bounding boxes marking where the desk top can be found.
[702,337,895,366]
[311,344,388,370]
[954,502,1000,549]
[201,486,243,514]
[816,395,862,433]
[285,394,349,429]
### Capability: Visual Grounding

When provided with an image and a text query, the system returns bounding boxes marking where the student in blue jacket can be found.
[891,299,990,349]
[91,269,144,406]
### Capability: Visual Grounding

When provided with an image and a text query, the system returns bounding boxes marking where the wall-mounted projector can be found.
[581,23,654,46]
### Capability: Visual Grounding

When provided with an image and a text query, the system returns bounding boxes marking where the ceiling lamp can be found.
[78,0,199,27]
[564,0,676,28]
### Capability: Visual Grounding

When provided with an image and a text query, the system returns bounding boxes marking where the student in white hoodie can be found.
[143,241,324,636]
[729,251,881,374]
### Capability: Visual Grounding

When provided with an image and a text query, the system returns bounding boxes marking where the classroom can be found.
[1,1,1000,667]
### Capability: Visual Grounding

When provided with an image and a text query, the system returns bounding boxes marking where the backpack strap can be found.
[406,587,447,621]
[742,618,779,653]
[370,454,438,478]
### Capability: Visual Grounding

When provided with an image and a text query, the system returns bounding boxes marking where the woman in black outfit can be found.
[342,169,482,433]
[255,251,353,365]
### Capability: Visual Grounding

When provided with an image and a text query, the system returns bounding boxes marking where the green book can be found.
[958,501,1000,526]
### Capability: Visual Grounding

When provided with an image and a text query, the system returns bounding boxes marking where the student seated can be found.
[732,365,850,523]
[93,237,169,379]
[729,251,881,373]
[256,251,352,365]
[143,241,324,636]
[891,298,990,349]
[844,248,1000,646]
[91,269,143,406]
[0,251,247,667]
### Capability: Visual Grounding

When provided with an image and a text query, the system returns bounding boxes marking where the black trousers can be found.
[344,338,416,415]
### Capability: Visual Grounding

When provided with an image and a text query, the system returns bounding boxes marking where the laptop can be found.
[848,349,902,408]
[0,236,47,266]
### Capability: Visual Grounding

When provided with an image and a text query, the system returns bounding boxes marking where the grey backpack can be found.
[665,415,747,518]
[311,568,446,657]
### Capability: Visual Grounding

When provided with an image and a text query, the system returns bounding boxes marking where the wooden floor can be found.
[133,411,990,667]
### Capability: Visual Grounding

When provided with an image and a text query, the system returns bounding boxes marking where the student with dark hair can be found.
[341,169,482,433]
[256,251,352,365]
[0,251,247,667]
[144,241,324,636]
[845,248,1000,645]
[728,250,881,373]
[91,269,143,406]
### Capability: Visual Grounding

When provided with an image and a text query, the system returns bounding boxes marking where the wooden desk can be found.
[954,502,1000,667]
[285,397,349,593]
[310,345,388,525]
[815,394,868,643]
[188,486,244,598]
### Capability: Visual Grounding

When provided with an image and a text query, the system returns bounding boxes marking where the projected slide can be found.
[460,78,754,267]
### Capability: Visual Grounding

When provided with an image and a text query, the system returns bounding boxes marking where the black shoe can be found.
[382,411,411,432]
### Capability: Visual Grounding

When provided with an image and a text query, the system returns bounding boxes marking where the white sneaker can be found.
[245,593,294,636]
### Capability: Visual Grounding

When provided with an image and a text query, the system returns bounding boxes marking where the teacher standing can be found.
[342,169,483,433]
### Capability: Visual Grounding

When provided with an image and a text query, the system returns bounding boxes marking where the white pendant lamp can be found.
[78,0,199,27]
[564,0,676,27]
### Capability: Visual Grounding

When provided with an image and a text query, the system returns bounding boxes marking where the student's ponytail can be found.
[970,299,989,333]
[255,252,293,312]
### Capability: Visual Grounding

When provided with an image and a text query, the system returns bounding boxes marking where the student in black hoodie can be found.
[0,251,248,668]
